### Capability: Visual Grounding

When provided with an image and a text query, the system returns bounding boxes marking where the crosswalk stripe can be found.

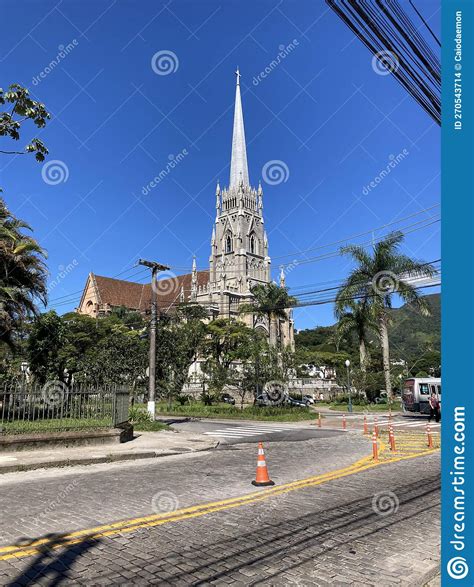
[204,433,248,438]
[208,430,282,435]
[204,429,288,435]
[212,427,288,432]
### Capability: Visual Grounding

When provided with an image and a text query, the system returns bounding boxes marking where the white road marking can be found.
[203,425,303,439]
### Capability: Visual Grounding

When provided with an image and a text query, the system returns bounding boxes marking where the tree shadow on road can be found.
[7,532,100,586]
[136,473,441,585]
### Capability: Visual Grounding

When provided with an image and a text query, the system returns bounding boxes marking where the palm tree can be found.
[0,199,47,346]
[336,231,436,400]
[240,282,297,346]
[334,300,375,373]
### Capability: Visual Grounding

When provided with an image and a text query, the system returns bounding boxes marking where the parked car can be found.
[286,397,308,408]
[220,393,235,405]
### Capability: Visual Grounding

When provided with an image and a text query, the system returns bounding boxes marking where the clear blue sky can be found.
[0,0,440,330]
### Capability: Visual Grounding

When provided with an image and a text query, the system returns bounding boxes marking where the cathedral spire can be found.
[229,68,249,188]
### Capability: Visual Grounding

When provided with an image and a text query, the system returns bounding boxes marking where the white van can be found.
[402,378,441,415]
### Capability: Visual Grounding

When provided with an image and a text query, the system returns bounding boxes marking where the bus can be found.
[402,378,441,415]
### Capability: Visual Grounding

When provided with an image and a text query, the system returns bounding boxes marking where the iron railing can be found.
[0,383,130,434]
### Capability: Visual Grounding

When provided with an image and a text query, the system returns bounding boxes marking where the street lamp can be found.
[345,359,352,413]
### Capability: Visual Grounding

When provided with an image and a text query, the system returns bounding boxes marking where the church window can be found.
[225,234,233,253]
[250,234,256,254]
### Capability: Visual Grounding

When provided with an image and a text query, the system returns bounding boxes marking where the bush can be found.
[129,406,152,424]
[128,405,168,431]
[175,394,190,406]
[333,394,368,406]
[155,400,316,422]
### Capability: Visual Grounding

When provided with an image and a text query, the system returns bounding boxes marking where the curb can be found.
[0,442,218,475]
[421,566,441,586]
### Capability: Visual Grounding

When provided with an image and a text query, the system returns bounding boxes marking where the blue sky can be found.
[0,0,441,330]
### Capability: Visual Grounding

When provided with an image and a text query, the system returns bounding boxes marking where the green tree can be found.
[334,300,376,374]
[201,318,254,401]
[336,232,435,400]
[27,311,65,384]
[240,282,296,346]
[27,311,147,388]
[0,84,49,164]
[0,200,48,347]
[155,304,208,405]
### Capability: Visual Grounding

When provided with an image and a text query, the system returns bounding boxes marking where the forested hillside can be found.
[295,293,440,377]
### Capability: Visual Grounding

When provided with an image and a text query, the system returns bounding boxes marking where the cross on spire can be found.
[229,68,249,187]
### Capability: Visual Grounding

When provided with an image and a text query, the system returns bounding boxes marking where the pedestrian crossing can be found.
[203,424,306,439]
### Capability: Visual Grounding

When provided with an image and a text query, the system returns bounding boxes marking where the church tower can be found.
[193,69,293,347]
[208,69,270,303]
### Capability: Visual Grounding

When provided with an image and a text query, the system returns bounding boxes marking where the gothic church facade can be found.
[78,71,294,349]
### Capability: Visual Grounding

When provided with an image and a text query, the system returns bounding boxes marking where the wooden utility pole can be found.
[138,259,170,418]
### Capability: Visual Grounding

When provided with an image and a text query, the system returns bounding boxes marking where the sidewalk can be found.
[0,429,218,474]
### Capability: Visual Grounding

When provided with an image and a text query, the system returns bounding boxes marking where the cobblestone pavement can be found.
[0,433,440,586]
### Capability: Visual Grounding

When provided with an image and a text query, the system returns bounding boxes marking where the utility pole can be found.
[138,259,170,419]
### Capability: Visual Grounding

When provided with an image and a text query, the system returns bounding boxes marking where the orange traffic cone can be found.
[318,412,322,428]
[363,415,368,435]
[372,430,378,461]
[252,442,275,487]
[426,424,433,449]
[389,424,397,452]
[342,415,347,430]
[374,417,379,438]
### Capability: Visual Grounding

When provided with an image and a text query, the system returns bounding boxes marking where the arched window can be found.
[249,234,257,255]
[225,234,233,253]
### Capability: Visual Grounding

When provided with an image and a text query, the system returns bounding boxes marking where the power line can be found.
[272,204,439,261]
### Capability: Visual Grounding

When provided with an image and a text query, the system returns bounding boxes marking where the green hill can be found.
[295,293,440,374]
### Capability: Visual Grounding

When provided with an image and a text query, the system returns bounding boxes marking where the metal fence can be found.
[0,383,130,433]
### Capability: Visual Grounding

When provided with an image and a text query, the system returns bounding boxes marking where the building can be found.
[77,70,294,348]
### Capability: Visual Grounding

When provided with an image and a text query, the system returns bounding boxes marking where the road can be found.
[170,419,343,444]
[316,410,442,433]
[0,427,440,585]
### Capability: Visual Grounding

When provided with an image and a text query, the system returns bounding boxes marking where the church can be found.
[77,70,294,349]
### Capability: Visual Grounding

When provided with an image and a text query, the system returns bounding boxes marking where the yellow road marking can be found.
[0,442,439,562]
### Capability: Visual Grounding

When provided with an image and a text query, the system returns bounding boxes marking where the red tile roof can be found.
[90,271,209,314]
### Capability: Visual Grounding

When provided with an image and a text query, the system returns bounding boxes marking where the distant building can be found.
[77,70,294,348]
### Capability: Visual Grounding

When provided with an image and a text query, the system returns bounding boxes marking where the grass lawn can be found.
[132,420,168,432]
[155,401,316,422]
[0,417,113,435]
[316,402,403,413]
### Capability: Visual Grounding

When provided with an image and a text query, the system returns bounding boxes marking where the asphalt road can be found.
[0,431,440,585]
[170,419,344,444]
